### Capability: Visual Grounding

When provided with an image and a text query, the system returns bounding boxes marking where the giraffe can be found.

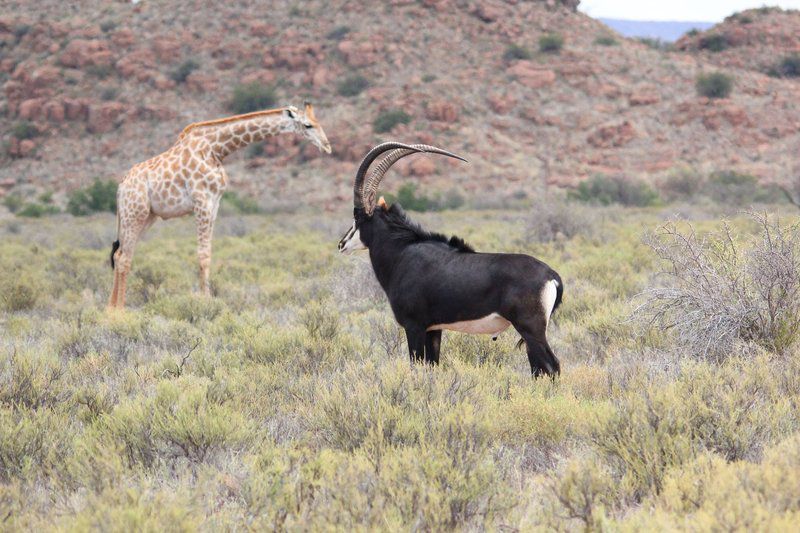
[107,102,332,310]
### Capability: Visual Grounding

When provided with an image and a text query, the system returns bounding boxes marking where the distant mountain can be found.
[600,18,715,42]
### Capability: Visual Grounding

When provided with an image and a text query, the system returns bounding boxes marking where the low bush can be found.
[594,35,618,46]
[656,169,705,202]
[525,196,601,242]
[67,179,117,216]
[383,183,465,212]
[698,34,730,52]
[769,53,800,78]
[229,83,277,114]
[539,33,564,53]
[705,170,780,205]
[636,213,800,358]
[696,72,733,99]
[220,191,261,214]
[373,109,411,133]
[569,175,660,207]
[503,44,532,61]
[326,25,350,41]
[337,74,370,97]
[11,121,38,140]
[170,59,199,83]
[637,37,672,51]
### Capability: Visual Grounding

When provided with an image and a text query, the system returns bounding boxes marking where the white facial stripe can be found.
[339,223,366,254]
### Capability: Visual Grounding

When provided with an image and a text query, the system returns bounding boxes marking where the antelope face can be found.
[338,219,366,254]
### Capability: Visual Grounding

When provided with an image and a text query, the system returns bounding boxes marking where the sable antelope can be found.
[108,103,331,309]
[338,142,564,376]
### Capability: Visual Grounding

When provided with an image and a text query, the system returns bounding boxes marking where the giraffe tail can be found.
[110,202,120,269]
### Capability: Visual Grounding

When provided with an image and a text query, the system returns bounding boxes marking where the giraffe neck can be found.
[195,111,294,160]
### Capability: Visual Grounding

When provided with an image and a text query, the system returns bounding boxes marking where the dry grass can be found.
[1,206,799,529]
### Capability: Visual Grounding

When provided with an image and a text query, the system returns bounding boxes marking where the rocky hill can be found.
[676,7,800,75]
[1,0,799,210]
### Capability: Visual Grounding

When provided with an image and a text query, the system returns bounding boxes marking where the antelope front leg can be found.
[194,200,216,297]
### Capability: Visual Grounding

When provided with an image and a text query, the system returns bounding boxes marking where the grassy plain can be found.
[1,204,799,530]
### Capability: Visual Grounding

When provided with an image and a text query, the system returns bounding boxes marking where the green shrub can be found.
[220,191,261,214]
[422,73,437,83]
[326,25,350,41]
[100,20,117,32]
[13,25,31,40]
[337,74,370,97]
[656,169,705,202]
[100,87,118,101]
[11,121,38,140]
[228,83,277,114]
[503,44,532,61]
[539,33,564,53]
[770,53,800,78]
[0,275,42,312]
[372,109,411,133]
[170,59,199,83]
[594,35,618,46]
[2,193,23,213]
[569,175,660,207]
[685,28,701,37]
[16,202,59,218]
[698,34,730,52]
[86,64,112,79]
[696,72,733,99]
[67,179,118,216]
[637,37,672,51]
[704,170,779,205]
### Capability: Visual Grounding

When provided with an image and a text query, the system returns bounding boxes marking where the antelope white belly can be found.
[428,313,511,336]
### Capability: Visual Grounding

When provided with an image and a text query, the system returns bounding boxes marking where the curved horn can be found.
[353,142,423,210]
[362,144,468,214]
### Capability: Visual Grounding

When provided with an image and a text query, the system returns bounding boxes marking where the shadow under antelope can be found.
[338,142,564,377]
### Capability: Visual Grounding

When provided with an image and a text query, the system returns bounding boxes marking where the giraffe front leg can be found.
[194,203,216,297]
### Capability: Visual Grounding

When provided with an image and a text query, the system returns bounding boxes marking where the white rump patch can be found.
[428,313,511,337]
[542,279,559,326]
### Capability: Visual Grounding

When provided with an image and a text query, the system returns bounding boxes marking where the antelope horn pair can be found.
[353,142,468,215]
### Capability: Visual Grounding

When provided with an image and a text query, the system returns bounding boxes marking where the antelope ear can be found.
[378,196,388,210]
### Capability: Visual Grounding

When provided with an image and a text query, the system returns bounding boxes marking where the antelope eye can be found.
[304,123,313,129]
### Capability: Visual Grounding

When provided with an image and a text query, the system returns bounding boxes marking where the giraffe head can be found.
[285,102,332,154]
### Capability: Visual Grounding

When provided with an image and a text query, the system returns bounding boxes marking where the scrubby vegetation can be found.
[372,109,411,133]
[769,53,800,78]
[696,71,733,99]
[383,183,464,212]
[67,179,118,216]
[170,59,200,84]
[698,33,730,52]
[1,204,800,529]
[228,83,277,114]
[503,43,532,61]
[538,33,564,54]
[569,174,660,207]
[336,74,370,97]
[594,35,618,46]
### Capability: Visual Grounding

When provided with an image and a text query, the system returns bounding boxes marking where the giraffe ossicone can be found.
[107,104,331,310]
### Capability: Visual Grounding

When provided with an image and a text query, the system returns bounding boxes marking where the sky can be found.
[579,0,800,22]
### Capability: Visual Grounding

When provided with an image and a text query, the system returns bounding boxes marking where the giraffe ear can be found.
[304,102,316,120]
[378,196,388,210]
